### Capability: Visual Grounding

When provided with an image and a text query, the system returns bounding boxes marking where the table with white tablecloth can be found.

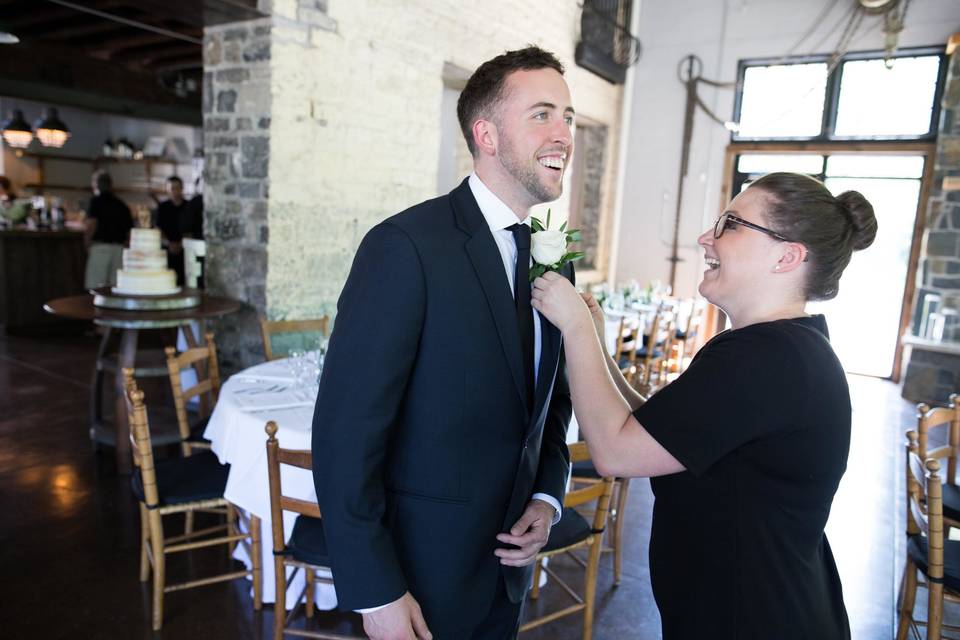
[206,356,583,610]
[204,358,337,609]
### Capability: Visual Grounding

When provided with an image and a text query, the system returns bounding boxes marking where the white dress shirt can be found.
[357,175,562,614]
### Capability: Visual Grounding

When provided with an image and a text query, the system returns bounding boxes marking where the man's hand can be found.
[362,591,432,640]
[494,500,556,566]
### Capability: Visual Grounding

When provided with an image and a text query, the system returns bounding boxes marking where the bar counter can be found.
[0,227,86,332]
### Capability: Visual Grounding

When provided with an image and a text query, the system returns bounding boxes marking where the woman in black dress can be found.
[531,172,877,639]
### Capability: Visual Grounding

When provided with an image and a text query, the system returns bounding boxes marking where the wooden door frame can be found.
[712,142,936,382]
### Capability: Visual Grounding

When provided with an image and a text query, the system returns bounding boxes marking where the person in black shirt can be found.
[84,170,133,288]
[154,175,188,285]
[531,172,878,639]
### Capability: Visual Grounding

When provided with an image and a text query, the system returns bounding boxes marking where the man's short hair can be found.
[166,175,183,187]
[456,45,565,157]
[93,170,113,193]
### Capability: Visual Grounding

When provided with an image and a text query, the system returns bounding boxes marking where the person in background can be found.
[531,172,877,639]
[84,170,133,289]
[182,175,203,240]
[154,175,187,285]
[0,176,30,225]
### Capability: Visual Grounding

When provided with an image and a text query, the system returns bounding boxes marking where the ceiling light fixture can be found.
[33,108,71,148]
[1,109,33,148]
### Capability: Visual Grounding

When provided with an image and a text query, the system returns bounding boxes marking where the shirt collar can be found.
[468,173,528,232]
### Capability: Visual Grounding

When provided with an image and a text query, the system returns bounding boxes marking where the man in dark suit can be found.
[313,46,576,640]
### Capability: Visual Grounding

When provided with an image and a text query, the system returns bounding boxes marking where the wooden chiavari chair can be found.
[521,442,615,640]
[673,298,706,373]
[165,331,221,457]
[897,430,960,640]
[260,317,330,361]
[265,421,360,640]
[915,397,960,534]
[122,368,261,631]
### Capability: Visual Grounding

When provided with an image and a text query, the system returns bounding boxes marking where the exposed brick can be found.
[241,137,269,178]
[217,89,238,113]
[215,68,250,83]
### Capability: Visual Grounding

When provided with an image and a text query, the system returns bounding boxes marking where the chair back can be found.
[907,430,945,581]
[260,317,329,361]
[566,442,615,532]
[165,332,221,455]
[614,315,641,368]
[916,396,960,484]
[122,367,161,508]
[265,421,321,556]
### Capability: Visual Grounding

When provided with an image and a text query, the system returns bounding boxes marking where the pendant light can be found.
[34,108,70,148]
[1,109,32,148]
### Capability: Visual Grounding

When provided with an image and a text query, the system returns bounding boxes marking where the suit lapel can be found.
[452,180,530,414]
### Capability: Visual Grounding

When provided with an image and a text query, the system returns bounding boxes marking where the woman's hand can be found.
[531,271,592,336]
[581,293,606,345]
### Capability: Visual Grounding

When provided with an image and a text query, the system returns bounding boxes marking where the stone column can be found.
[902,39,960,404]
[202,19,272,370]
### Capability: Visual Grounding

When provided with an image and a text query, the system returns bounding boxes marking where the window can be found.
[733,47,946,142]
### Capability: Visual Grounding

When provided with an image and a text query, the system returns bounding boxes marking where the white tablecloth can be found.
[204,358,337,609]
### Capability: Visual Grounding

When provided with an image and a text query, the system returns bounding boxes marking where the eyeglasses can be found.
[713,212,790,242]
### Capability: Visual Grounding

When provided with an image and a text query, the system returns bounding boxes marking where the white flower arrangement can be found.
[528,209,585,281]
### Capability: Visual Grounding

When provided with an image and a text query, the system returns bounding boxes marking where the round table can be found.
[203,358,333,608]
[44,290,241,473]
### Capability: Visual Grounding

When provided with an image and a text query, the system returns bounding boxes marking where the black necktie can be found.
[509,223,535,409]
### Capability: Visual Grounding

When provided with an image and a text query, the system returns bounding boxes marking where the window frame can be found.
[731,46,947,144]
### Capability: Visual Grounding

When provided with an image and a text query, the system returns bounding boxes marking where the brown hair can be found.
[749,172,877,301]
[456,45,564,157]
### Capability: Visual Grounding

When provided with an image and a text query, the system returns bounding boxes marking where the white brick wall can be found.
[265,0,624,319]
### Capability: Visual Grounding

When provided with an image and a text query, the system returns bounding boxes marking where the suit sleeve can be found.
[312,222,425,611]
[532,262,574,506]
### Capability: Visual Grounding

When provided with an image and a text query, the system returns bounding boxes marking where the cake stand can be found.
[91,286,202,311]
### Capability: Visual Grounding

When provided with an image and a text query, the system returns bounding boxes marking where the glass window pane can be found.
[826,155,925,179]
[736,63,827,138]
[737,154,824,175]
[834,56,941,137]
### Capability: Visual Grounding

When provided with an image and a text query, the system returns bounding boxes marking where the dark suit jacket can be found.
[312,178,572,634]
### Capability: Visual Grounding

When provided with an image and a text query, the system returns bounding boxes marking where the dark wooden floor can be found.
[0,330,914,639]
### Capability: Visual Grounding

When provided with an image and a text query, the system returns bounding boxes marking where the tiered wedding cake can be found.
[114,228,178,295]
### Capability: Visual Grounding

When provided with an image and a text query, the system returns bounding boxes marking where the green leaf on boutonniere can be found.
[560,221,567,232]
[530,217,545,232]
[529,263,548,282]
[545,208,552,229]
[567,230,581,242]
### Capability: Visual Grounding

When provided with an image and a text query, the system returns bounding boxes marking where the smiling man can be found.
[313,46,576,640]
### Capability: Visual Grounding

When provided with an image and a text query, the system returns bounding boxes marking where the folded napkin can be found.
[232,386,316,412]
[231,359,297,384]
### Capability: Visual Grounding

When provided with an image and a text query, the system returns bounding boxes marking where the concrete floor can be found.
[0,330,915,638]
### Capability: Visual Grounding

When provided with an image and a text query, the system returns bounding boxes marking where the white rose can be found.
[531,229,567,266]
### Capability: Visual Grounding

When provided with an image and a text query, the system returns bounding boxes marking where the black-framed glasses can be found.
[713,212,790,242]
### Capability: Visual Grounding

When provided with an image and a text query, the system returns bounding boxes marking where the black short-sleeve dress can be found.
[634,315,851,639]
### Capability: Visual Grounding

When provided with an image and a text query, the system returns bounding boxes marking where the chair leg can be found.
[250,513,263,610]
[139,503,151,582]
[896,560,918,640]
[273,559,287,640]
[305,568,316,618]
[584,537,603,640]
[530,560,542,600]
[185,511,195,536]
[613,478,631,587]
[149,513,166,631]
[227,505,238,556]
[929,579,944,640]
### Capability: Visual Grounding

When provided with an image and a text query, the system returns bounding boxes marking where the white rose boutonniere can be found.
[529,209,585,282]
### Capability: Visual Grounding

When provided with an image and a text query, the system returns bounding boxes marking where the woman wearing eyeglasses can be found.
[531,172,876,639]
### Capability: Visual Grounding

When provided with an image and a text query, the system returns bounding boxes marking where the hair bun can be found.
[836,190,877,251]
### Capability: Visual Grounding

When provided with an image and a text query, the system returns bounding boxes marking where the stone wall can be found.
[203,17,272,369]
[902,43,960,405]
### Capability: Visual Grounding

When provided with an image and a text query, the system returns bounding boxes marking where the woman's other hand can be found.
[532,271,592,335]
[581,292,606,344]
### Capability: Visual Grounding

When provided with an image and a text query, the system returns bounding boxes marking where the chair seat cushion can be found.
[544,507,594,552]
[943,483,960,523]
[288,515,331,567]
[907,534,960,592]
[131,450,229,507]
[635,347,664,359]
[572,459,601,480]
[675,329,687,340]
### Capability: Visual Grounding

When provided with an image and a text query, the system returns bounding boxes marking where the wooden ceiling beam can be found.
[112,42,199,64]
